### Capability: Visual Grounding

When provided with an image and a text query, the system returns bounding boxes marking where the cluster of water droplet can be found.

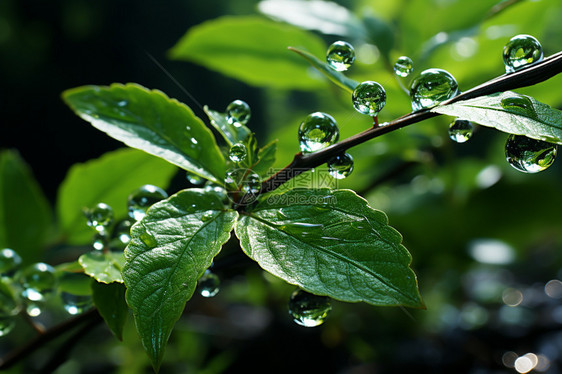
[298,112,339,153]
[0,248,23,336]
[326,41,355,72]
[503,34,543,73]
[288,289,332,327]
[224,168,262,202]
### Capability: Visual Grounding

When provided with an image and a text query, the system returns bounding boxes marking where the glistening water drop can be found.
[326,41,355,72]
[298,112,339,153]
[288,289,332,327]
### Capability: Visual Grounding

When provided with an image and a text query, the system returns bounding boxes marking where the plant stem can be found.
[0,308,102,370]
[256,50,562,198]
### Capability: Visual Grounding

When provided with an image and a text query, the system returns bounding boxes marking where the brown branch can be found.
[252,50,562,199]
[0,308,102,370]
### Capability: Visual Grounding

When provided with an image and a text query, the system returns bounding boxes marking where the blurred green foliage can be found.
[2,0,562,372]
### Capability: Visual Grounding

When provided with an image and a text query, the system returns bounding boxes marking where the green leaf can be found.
[203,106,251,147]
[252,139,278,178]
[169,16,327,90]
[57,148,177,244]
[258,0,367,39]
[288,47,358,93]
[57,272,93,296]
[92,281,128,341]
[79,251,125,284]
[123,189,238,371]
[62,83,226,183]
[235,188,423,308]
[432,91,562,144]
[0,150,53,265]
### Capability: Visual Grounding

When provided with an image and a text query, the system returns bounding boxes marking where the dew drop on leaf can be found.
[327,153,354,179]
[393,56,414,77]
[288,289,332,327]
[84,203,114,233]
[505,134,558,173]
[201,210,216,222]
[500,93,538,119]
[448,119,474,143]
[186,172,204,185]
[352,81,386,116]
[19,263,57,301]
[326,41,355,72]
[410,68,459,111]
[61,293,93,315]
[229,142,247,163]
[0,317,15,337]
[226,99,251,126]
[503,34,543,73]
[204,182,228,203]
[298,112,339,153]
[0,248,22,276]
[139,224,158,248]
[128,184,168,221]
[198,270,220,298]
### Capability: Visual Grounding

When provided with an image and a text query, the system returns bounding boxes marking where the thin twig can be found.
[249,51,562,201]
[0,308,101,370]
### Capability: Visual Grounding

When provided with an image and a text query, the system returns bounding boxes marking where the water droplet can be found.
[19,263,57,301]
[352,81,386,116]
[0,317,15,337]
[190,137,198,145]
[84,203,114,233]
[500,93,537,119]
[410,68,459,111]
[505,134,558,173]
[139,224,157,248]
[288,289,331,327]
[204,182,228,203]
[0,284,19,317]
[224,169,261,195]
[26,301,42,317]
[503,34,543,73]
[229,143,247,163]
[186,172,204,185]
[112,219,132,249]
[198,270,220,297]
[116,100,128,107]
[327,153,354,179]
[298,112,339,153]
[92,233,107,251]
[226,99,251,125]
[128,185,168,221]
[326,41,355,72]
[448,119,474,143]
[201,210,216,222]
[0,248,22,276]
[61,293,93,315]
[393,56,414,77]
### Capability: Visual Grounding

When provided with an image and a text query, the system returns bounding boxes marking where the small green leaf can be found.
[235,188,423,308]
[289,47,358,93]
[57,148,176,244]
[204,106,251,147]
[252,139,278,178]
[92,281,128,341]
[169,16,327,90]
[62,83,226,183]
[79,251,125,284]
[432,91,562,144]
[0,150,53,265]
[123,189,238,371]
